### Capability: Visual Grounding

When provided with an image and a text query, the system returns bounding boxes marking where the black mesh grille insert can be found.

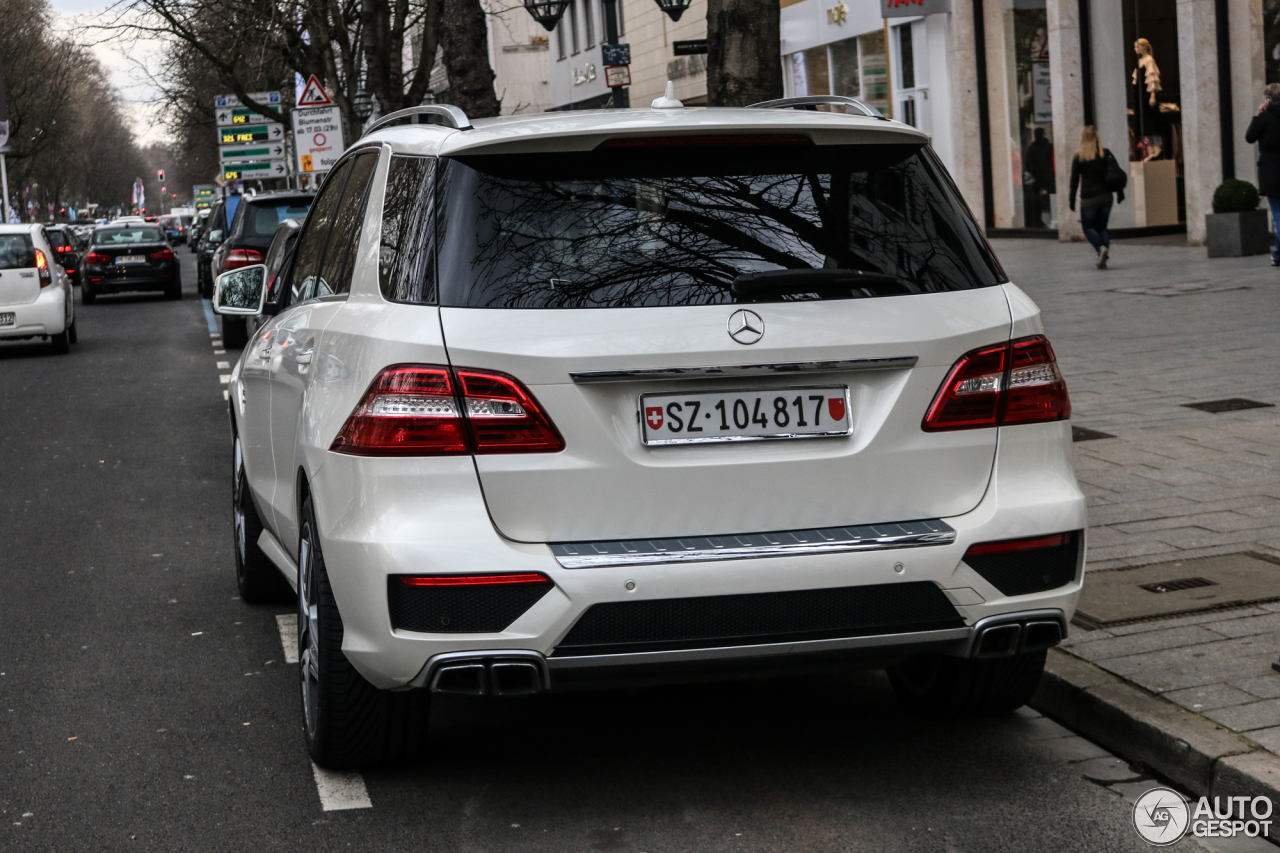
[964,532,1080,597]
[552,581,963,657]
[388,577,552,633]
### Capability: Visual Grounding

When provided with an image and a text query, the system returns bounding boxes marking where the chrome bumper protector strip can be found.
[568,356,918,384]
[549,519,956,569]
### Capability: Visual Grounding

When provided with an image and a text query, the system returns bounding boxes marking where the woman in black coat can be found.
[1245,82,1280,266]
[1069,126,1124,269]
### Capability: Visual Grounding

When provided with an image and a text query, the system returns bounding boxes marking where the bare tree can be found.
[706,0,782,107]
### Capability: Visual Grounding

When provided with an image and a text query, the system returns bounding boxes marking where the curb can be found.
[1031,648,1280,826]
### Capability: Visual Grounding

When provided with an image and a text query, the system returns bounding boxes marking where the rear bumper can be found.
[0,286,66,339]
[308,420,1086,690]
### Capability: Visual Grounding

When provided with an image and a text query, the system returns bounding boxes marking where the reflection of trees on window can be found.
[379,155,437,303]
[320,152,378,297]
[435,148,1004,309]
[221,269,263,309]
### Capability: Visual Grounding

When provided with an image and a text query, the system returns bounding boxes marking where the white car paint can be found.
[0,224,73,343]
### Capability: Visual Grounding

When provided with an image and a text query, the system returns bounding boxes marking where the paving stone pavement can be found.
[997,237,1280,752]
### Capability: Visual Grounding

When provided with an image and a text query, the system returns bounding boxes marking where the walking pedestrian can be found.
[1245,82,1280,267]
[1069,126,1124,269]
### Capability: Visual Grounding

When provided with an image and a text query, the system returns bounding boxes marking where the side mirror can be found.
[60,252,79,270]
[213,264,268,316]
[207,229,224,244]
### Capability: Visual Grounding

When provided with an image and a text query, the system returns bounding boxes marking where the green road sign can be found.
[219,143,286,165]
[220,123,284,145]
[215,105,282,127]
[222,161,288,180]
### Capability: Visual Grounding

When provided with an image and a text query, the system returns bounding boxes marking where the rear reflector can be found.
[330,364,564,457]
[923,335,1070,431]
[597,134,812,150]
[399,573,550,587]
[965,533,1073,557]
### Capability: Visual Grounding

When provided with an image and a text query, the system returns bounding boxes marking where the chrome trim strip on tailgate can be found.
[549,519,955,568]
[568,356,918,384]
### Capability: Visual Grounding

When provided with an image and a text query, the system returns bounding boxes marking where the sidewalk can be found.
[996,236,1280,797]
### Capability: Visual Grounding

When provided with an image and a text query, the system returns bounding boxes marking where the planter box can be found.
[1206,209,1272,258]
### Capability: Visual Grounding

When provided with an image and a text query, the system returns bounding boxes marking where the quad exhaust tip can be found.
[973,616,1064,659]
[422,652,549,696]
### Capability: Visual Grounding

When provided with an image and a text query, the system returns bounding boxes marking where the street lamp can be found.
[352,87,376,122]
[652,0,693,21]
[522,0,571,31]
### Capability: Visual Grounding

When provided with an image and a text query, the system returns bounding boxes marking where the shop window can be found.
[830,37,860,99]
[858,31,889,115]
[897,25,915,90]
[790,46,830,98]
[1006,2,1055,228]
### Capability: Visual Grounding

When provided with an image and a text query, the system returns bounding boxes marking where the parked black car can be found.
[210,191,312,296]
[196,200,229,298]
[218,217,303,349]
[80,224,181,303]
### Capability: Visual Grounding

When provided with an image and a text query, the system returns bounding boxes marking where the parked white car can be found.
[0,224,75,353]
[217,94,1085,769]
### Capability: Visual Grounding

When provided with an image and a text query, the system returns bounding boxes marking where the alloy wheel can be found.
[232,438,247,575]
[298,528,320,740]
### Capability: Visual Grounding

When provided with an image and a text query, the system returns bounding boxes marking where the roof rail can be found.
[746,96,887,120]
[361,105,473,136]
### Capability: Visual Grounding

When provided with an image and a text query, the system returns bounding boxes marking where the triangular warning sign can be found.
[297,75,333,107]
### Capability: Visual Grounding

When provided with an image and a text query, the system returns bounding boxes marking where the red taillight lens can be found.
[149,247,174,261]
[965,532,1074,557]
[223,248,264,271]
[923,335,1070,431]
[398,573,550,587]
[85,252,110,264]
[329,365,564,457]
[33,249,51,287]
[456,368,566,454]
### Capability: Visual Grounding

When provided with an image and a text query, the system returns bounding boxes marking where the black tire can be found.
[221,315,249,349]
[233,435,292,604]
[165,276,183,300]
[68,318,77,344]
[887,650,1047,718]
[298,495,431,770]
[81,283,96,305]
[50,329,70,354]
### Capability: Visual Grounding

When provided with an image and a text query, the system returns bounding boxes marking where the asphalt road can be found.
[0,249,1237,852]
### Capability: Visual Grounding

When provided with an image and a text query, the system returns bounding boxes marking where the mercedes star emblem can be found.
[727,309,765,345]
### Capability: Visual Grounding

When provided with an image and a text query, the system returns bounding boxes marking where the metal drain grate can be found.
[1139,577,1218,594]
[1182,398,1275,414]
[1072,426,1116,442]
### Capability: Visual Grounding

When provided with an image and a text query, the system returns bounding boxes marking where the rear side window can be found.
[288,159,352,304]
[317,153,378,296]
[378,155,437,304]
[243,200,313,238]
[0,234,33,269]
[436,143,1006,309]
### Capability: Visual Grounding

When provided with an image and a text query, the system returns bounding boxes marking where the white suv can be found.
[215,95,1085,769]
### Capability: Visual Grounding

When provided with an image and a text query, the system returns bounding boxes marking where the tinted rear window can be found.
[243,200,313,238]
[0,234,33,269]
[432,144,1006,309]
[95,227,163,244]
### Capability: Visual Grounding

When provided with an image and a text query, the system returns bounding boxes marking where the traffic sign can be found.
[215,91,281,108]
[216,105,282,127]
[219,143,287,165]
[292,105,344,173]
[220,123,285,145]
[605,65,631,88]
[601,43,631,65]
[222,161,288,180]
[672,40,707,55]
[297,75,333,107]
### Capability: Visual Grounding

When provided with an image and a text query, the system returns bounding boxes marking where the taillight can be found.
[965,533,1074,557]
[398,573,550,587]
[330,364,564,457]
[150,247,174,261]
[923,335,1070,431]
[223,248,263,271]
[85,252,110,264]
[33,249,51,287]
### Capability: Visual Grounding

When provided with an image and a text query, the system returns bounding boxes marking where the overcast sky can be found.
[50,0,168,145]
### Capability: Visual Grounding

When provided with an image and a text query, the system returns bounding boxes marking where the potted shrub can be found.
[1206,179,1270,257]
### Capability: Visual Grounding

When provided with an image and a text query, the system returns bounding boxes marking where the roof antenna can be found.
[651,81,684,110]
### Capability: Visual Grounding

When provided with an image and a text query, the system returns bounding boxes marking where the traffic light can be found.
[157,169,165,182]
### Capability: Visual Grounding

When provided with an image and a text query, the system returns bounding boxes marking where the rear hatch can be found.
[432,134,1011,543]
[89,225,170,281]
[0,232,40,306]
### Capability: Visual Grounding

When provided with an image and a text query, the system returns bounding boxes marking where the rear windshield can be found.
[425,143,1006,309]
[243,200,312,238]
[0,234,33,269]
[95,227,163,244]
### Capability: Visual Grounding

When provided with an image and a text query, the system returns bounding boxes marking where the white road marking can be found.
[213,349,226,354]
[275,613,298,663]
[311,762,372,811]
[219,375,230,384]
[216,361,230,369]
[223,390,229,401]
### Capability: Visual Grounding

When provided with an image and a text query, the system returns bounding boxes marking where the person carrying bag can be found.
[1069,125,1126,269]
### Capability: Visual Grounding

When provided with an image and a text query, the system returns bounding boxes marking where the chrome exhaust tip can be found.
[1020,620,1064,653]
[968,610,1066,659]
[975,623,1021,658]
[416,650,549,696]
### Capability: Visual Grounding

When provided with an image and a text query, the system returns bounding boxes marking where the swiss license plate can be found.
[118,255,145,264]
[640,385,851,446]
[0,312,13,326]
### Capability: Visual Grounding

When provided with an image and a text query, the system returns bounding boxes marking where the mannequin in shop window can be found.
[1132,38,1164,158]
